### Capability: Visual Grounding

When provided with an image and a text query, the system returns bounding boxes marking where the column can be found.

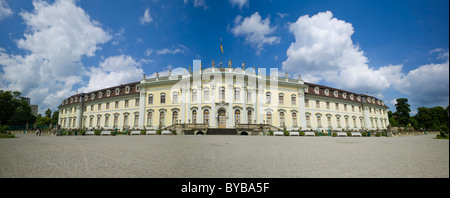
[180,88,186,123]
[76,104,83,128]
[199,86,202,124]
[362,104,371,130]
[243,87,247,124]
[138,89,146,129]
[298,90,307,130]
[227,84,233,128]
[210,84,216,127]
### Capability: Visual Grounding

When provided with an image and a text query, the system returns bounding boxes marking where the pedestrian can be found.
[35,128,40,136]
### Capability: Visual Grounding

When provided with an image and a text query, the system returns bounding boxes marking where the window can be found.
[192,110,197,124]
[266,92,271,104]
[148,94,153,104]
[279,94,284,105]
[292,113,297,126]
[135,99,140,107]
[124,100,129,108]
[192,90,197,103]
[123,114,129,127]
[172,111,178,124]
[160,112,165,126]
[105,116,109,127]
[266,112,272,125]
[279,112,285,126]
[247,90,252,102]
[218,87,225,101]
[89,117,93,127]
[91,105,94,111]
[97,116,101,127]
[326,102,330,109]
[305,99,309,108]
[344,104,347,111]
[125,86,130,93]
[353,117,357,128]
[113,115,118,127]
[247,110,252,124]
[327,116,332,128]
[106,102,110,110]
[115,101,119,109]
[147,112,153,126]
[98,103,102,111]
[316,100,320,108]
[235,110,240,124]
[291,95,296,105]
[203,89,209,101]
[352,105,355,112]
[234,88,240,101]
[337,116,341,128]
[106,90,111,97]
[173,92,178,104]
[134,114,139,127]
[160,93,166,104]
[306,115,311,127]
[317,116,322,128]
[204,109,209,124]
[115,88,120,95]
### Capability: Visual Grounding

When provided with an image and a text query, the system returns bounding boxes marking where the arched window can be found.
[266,92,271,104]
[173,92,179,104]
[266,112,272,125]
[147,112,153,126]
[192,110,197,124]
[172,111,178,124]
[204,109,209,124]
[148,94,154,104]
[219,86,225,101]
[279,93,284,105]
[279,112,285,126]
[160,93,166,104]
[159,111,165,126]
[291,95,296,105]
[292,112,297,126]
[235,110,240,124]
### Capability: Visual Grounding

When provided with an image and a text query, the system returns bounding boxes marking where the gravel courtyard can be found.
[0,134,448,178]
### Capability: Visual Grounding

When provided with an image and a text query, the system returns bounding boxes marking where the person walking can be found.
[36,128,41,136]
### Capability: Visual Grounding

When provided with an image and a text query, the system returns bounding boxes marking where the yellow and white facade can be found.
[58,62,389,132]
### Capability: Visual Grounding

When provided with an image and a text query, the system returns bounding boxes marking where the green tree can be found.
[395,98,411,127]
[51,111,59,125]
[0,90,35,126]
[45,108,52,118]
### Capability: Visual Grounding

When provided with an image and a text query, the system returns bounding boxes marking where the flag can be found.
[220,38,224,53]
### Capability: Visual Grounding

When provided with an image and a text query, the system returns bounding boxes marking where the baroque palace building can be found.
[58,60,389,134]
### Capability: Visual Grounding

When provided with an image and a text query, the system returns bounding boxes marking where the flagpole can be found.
[220,38,223,67]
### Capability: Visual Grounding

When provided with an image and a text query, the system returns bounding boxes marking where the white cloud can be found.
[392,58,449,106]
[229,0,249,10]
[231,12,280,53]
[0,0,111,112]
[140,8,153,25]
[80,55,144,93]
[282,11,449,107]
[282,11,396,95]
[184,0,209,10]
[0,0,12,21]
[156,44,187,55]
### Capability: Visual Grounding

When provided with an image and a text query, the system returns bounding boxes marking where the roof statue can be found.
[242,61,245,69]
[212,60,215,68]
[228,59,232,68]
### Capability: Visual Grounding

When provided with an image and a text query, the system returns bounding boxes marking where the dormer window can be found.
[334,91,338,97]
[85,95,89,101]
[70,98,73,103]
[324,89,329,96]
[350,94,354,100]
[99,92,103,98]
[357,96,361,102]
[342,93,347,99]
[136,86,140,92]
[91,93,95,100]
[372,98,375,103]
[106,90,111,97]
[314,87,319,94]
[115,88,120,95]
[125,86,130,93]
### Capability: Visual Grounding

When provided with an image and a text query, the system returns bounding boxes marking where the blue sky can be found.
[0,0,448,115]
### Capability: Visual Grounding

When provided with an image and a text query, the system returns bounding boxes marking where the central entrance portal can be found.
[218,110,226,128]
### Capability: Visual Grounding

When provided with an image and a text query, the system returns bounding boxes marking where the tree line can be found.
[0,90,59,129]
[388,98,449,134]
